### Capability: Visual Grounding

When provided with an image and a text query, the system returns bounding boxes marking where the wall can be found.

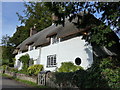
[15,36,93,71]
[40,36,93,71]
[4,70,37,83]
[15,49,39,70]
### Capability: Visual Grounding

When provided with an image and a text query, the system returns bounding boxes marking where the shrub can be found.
[27,64,43,76]
[7,67,18,73]
[58,62,83,72]
[2,59,9,65]
[52,72,74,87]
[19,54,30,70]
[2,65,8,71]
[51,57,120,88]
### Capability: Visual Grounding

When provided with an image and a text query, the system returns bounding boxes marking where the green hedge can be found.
[52,57,120,88]
[27,64,43,76]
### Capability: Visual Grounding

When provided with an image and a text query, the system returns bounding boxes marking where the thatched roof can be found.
[13,13,94,54]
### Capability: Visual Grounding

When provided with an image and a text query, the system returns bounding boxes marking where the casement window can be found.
[46,54,57,67]
[51,35,59,44]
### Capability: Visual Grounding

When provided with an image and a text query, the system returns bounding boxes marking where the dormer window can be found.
[18,50,22,54]
[28,45,33,51]
[51,35,60,44]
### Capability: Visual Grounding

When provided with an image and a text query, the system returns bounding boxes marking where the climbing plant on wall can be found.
[19,54,30,70]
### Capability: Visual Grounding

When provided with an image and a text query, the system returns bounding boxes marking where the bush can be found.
[58,62,83,72]
[2,59,9,65]
[27,64,43,76]
[7,67,18,73]
[2,65,8,71]
[52,57,120,88]
[19,54,30,70]
[52,72,74,87]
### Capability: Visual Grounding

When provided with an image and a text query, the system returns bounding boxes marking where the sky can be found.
[1,2,25,42]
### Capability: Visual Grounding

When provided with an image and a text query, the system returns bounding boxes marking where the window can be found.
[51,35,59,44]
[29,45,33,51]
[47,55,57,67]
[75,57,81,65]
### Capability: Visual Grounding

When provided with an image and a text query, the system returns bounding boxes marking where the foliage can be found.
[10,26,30,46]
[27,64,43,76]
[1,34,11,46]
[2,65,8,71]
[77,57,120,88]
[52,57,120,88]
[45,2,120,47]
[17,2,52,31]
[7,67,18,73]
[19,54,30,70]
[52,72,74,87]
[10,2,52,47]
[14,78,48,88]
[58,62,83,72]
[1,35,15,67]
[2,59,9,66]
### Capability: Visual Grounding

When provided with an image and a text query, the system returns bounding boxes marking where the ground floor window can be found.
[47,54,56,67]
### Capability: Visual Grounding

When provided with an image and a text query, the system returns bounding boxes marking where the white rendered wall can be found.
[40,36,93,71]
[14,49,39,70]
[15,36,93,71]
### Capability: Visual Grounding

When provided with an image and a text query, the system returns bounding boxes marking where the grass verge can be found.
[2,73,48,88]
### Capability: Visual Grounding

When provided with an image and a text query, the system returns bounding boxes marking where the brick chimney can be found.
[30,24,37,36]
[52,13,58,25]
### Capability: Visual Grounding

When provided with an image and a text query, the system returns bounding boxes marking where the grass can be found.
[2,73,48,88]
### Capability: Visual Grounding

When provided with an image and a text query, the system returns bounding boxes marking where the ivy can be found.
[19,54,30,70]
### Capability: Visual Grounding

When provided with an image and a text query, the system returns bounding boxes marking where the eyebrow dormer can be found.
[51,35,60,44]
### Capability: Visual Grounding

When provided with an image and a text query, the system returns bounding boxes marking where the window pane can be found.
[51,57,53,65]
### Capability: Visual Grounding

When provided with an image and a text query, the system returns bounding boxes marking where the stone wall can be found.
[5,70,37,83]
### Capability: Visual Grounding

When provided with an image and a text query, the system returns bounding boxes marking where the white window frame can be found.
[46,54,57,67]
[51,35,59,44]
[28,45,33,51]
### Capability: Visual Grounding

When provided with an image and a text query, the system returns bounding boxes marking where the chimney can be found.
[52,13,58,25]
[30,24,37,36]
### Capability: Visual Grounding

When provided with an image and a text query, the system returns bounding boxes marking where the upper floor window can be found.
[18,50,22,54]
[28,45,33,51]
[51,35,60,44]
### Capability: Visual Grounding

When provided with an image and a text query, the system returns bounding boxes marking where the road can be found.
[0,76,30,89]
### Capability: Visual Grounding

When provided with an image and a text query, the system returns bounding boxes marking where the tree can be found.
[45,2,120,47]
[10,2,52,47]
[1,34,10,46]
[1,35,15,66]
[10,26,30,46]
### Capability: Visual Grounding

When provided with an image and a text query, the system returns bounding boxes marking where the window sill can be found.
[46,66,57,68]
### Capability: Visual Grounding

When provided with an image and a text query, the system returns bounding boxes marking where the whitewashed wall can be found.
[40,36,93,71]
[14,49,39,70]
[15,36,93,71]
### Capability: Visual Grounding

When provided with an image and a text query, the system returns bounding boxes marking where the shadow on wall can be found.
[84,44,93,68]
